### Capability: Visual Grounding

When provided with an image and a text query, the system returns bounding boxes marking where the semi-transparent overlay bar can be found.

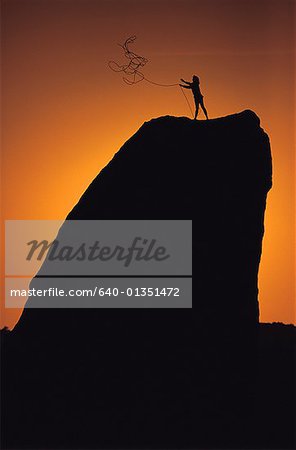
[5,277,192,308]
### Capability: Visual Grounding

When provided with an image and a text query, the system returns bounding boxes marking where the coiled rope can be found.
[108,36,194,118]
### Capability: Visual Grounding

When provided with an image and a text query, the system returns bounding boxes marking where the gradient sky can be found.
[1,0,295,328]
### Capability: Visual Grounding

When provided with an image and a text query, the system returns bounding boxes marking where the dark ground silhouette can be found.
[1,111,295,449]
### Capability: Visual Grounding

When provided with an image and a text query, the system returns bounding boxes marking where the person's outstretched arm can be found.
[180,78,191,84]
[179,83,191,89]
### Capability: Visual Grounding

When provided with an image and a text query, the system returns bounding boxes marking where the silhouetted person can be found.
[180,75,209,120]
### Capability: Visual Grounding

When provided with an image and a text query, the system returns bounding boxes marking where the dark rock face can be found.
[19,110,272,332]
[68,110,272,325]
[3,111,287,450]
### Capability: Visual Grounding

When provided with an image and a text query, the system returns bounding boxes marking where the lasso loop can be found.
[108,36,148,85]
[108,35,194,117]
[108,35,179,87]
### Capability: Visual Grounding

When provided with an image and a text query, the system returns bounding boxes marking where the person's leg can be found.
[200,99,209,120]
[194,103,199,120]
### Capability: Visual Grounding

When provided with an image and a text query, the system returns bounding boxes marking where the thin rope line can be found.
[143,77,179,88]
[179,86,194,118]
[145,77,194,117]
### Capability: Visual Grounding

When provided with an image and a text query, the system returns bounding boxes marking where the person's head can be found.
[192,75,200,84]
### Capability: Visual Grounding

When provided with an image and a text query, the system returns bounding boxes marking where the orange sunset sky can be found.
[1,0,295,328]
